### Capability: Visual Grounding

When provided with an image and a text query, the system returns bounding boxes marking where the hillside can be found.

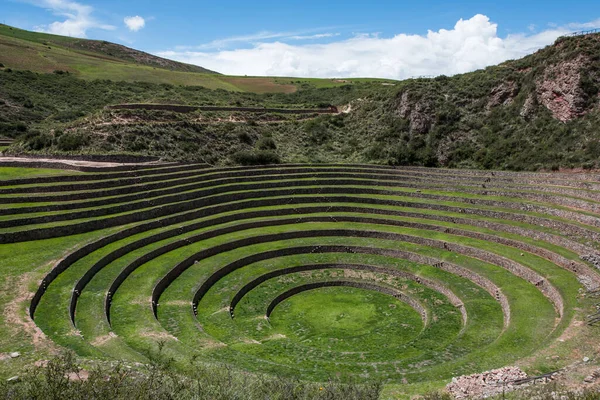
[0,24,217,74]
[0,30,599,170]
[0,24,336,92]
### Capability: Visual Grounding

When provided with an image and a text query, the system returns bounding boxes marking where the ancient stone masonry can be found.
[226,263,466,327]
[27,202,600,321]
[107,104,339,114]
[6,183,600,246]
[582,254,600,271]
[1,163,245,187]
[12,163,599,387]
[184,240,509,329]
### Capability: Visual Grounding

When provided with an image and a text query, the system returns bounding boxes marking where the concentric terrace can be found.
[2,162,600,393]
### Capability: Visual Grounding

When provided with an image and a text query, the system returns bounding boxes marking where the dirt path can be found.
[0,156,165,168]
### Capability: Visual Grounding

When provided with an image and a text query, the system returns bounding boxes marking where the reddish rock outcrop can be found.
[487,81,519,110]
[536,56,590,122]
[397,91,434,134]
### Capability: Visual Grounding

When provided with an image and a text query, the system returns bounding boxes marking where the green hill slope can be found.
[1,27,599,171]
[0,24,366,93]
[0,23,217,74]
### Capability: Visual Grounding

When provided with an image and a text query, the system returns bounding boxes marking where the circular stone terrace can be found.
[2,162,599,394]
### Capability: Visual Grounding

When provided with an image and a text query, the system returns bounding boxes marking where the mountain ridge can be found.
[0,24,218,74]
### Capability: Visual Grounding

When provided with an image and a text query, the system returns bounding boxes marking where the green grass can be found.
[2,164,600,398]
[0,166,82,180]
[0,24,342,93]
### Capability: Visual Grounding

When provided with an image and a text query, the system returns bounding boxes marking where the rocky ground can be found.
[446,367,530,399]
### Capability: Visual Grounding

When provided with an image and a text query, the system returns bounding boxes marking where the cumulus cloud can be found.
[124,15,145,32]
[31,0,115,38]
[156,14,580,79]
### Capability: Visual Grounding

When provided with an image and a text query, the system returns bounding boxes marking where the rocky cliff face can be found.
[393,34,600,133]
[397,91,434,134]
[380,32,600,169]
[487,81,519,110]
[535,55,590,122]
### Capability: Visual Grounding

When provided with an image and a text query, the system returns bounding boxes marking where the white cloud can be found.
[288,33,340,40]
[30,0,115,38]
[567,19,600,30]
[156,14,583,79]
[124,15,145,32]
[177,28,343,50]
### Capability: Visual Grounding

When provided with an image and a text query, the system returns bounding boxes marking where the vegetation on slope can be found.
[0,24,369,92]
[0,351,382,400]
[0,24,217,74]
[1,27,600,170]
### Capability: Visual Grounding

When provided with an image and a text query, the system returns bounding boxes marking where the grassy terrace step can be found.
[3,163,600,191]
[243,278,435,354]
[2,166,600,206]
[118,244,496,373]
[28,200,600,323]
[5,164,597,394]
[2,168,600,222]
[3,183,598,258]
[0,166,84,181]
[121,235,559,381]
[150,225,563,320]
[57,212,521,328]
[0,163,207,186]
[401,165,600,184]
[28,198,598,317]
[3,179,600,245]
[0,163,215,194]
[220,273,462,359]
[80,252,477,365]
[229,263,466,323]
[37,212,532,328]
[5,164,600,206]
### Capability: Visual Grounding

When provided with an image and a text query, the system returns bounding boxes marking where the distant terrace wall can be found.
[107,104,339,114]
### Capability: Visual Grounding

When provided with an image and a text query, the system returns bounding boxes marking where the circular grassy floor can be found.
[268,286,425,353]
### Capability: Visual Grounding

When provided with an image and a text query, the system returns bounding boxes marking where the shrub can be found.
[0,122,27,138]
[256,137,277,150]
[0,351,383,400]
[304,118,330,145]
[237,131,253,145]
[57,133,89,151]
[232,150,281,165]
[25,131,52,151]
[53,110,86,122]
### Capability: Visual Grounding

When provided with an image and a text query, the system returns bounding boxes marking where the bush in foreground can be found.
[0,351,382,400]
[231,150,281,165]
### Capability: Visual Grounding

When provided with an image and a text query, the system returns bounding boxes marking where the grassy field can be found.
[0,166,82,180]
[0,24,394,94]
[1,163,599,399]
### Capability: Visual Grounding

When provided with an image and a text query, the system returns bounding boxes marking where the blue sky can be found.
[3,1,600,78]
